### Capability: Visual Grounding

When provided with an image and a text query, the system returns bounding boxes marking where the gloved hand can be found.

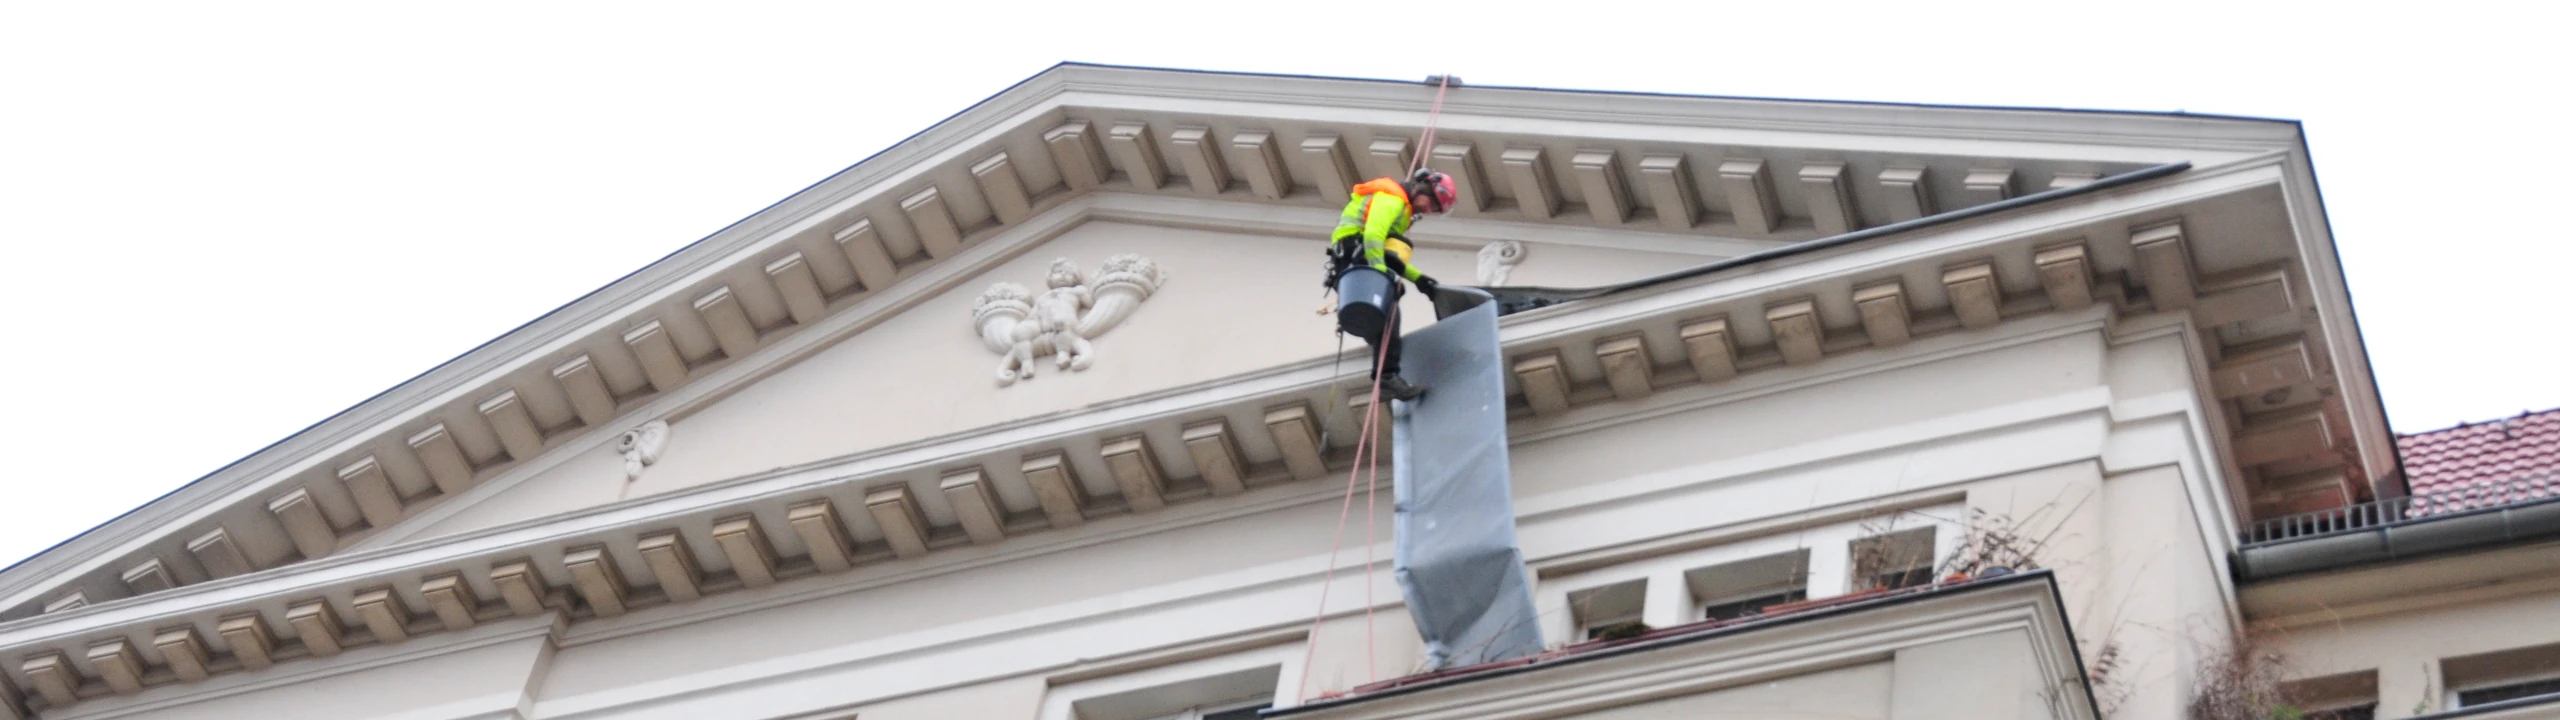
[1413,274,1440,297]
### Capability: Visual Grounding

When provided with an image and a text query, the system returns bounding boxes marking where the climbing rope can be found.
[1297,303,1399,701]
[1407,75,1453,177]
[1299,73,1453,701]
[1361,379,1383,684]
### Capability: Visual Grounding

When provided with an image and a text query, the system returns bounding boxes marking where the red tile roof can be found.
[2399,407,2560,516]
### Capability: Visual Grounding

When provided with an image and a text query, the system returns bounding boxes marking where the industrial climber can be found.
[1327,167,1458,402]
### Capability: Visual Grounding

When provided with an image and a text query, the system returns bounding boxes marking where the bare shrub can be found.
[2189,641,2306,720]
[1939,505,2070,577]
[2084,638,2129,714]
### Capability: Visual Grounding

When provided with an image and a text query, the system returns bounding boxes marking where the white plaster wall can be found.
[2088,463,2233,720]
[478,320,2243,719]
[78,633,552,720]
[2267,590,2560,719]
[420,222,1697,540]
[525,497,1407,718]
[1299,600,1427,698]
[217,314,2249,720]
[848,676,1046,720]
[1501,326,2235,720]
[1508,331,2108,503]
[1889,629,2061,720]
[415,440,632,539]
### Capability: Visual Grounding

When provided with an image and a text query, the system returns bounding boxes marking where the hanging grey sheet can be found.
[1391,291,1545,670]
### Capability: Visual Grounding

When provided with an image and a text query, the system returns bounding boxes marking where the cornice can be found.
[0,261,2246,714]
[1491,157,2288,344]
[387,161,2263,560]
[0,68,1087,606]
[0,66,2370,685]
[354,192,1109,550]
[46,613,561,720]
[1049,64,2301,154]
[0,164,2217,638]
[0,160,2268,619]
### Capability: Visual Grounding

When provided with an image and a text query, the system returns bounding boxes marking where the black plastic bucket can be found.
[1336,267,1394,337]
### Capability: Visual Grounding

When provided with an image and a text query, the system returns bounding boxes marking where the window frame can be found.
[1143,695,1276,720]
[1035,643,1302,720]
[2441,641,2560,710]
[1565,577,1649,640]
[1848,526,1938,592]
[2454,675,2560,709]
[1532,503,1961,643]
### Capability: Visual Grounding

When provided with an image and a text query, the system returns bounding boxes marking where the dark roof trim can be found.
[1468,161,2192,317]
[1052,62,2300,126]
[2234,494,2560,582]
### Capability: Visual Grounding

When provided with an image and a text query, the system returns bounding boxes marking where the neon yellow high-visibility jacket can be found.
[1331,177,1424,281]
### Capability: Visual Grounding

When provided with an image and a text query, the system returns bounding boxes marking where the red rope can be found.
[1298,302,1399,701]
[1407,75,1453,177]
[1362,376,1382,683]
[1307,73,1449,701]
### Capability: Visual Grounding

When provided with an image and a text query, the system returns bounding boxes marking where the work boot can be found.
[1379,374,1426,402]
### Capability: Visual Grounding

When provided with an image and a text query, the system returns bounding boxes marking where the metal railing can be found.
[2243,470,2558,545]
[2244,496,2413,545]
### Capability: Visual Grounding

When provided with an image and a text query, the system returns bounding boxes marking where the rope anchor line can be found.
[1299,72,1451,702]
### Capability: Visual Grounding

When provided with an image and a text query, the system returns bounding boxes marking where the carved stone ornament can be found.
[972,255,1168,386]
[616,420,670,481]
[1477,240,1526,286]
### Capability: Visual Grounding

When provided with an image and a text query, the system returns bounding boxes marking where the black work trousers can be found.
[1344,279,1404,380]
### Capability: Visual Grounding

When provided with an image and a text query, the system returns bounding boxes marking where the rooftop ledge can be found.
[2233,479,2560,582]
[1270,569,2088,718]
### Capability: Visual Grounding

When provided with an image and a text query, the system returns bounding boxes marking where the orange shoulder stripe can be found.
[1350,177,1409,201]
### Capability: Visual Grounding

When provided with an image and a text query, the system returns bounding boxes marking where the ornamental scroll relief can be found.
[617,420,669,481]
[1476,240,1526,286]
[971,255,1168,386]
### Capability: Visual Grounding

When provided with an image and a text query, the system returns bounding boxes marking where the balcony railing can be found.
[2242,470,2558,545]
[2244,497,2414,545]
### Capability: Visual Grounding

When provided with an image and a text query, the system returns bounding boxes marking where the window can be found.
[2283,670,2378,720]
[1849,527,1936,591]
[2301,705,2376,720]
[1567,578,1647,640]
[1701,591,1804,621]
[2442,641,2560,709]
[1147,697,1273,720]
[2459,678,2560,707]
[1685,550,1809,621]
[1034,644,1297,720]
[1066,672,1276,720]
[1528,502,1960,646]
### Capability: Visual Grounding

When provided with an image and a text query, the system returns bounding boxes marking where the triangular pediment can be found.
[0,63,2288,622]
[388,212,1729,544]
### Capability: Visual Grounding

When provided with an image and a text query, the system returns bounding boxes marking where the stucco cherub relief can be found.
[971,255,1168,386]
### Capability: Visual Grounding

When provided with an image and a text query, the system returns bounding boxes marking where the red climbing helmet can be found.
[1408,168,1456,214]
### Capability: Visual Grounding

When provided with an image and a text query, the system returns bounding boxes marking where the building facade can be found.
[0,64,2552,720]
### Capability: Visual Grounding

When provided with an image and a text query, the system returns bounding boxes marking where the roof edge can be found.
[0,63,2304,603]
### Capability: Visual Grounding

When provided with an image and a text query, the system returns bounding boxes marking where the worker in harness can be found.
[1328,168,1457,401]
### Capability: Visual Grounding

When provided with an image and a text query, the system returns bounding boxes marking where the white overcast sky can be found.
[1,2,2552,568]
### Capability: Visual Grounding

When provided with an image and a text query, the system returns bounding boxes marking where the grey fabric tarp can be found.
[1391,293,1545,669]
